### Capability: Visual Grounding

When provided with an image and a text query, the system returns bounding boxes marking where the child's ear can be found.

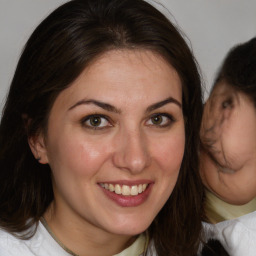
[28,133,49,164]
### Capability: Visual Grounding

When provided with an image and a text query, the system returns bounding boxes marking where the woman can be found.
[201,37,256,256]
[0,0,204,255]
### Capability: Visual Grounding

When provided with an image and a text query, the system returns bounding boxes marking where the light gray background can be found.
[1,0,256,111]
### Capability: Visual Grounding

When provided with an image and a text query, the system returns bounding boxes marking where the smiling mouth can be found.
[99,183,148,196]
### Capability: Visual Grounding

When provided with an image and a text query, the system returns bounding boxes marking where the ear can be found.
[28,133,49,164]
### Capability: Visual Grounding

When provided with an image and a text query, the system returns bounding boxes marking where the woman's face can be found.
[33,49,185,237]
[200,81,256,204]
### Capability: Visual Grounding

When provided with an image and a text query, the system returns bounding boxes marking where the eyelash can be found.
[145,113,175,128]
[81,114,112,130]
[80,113,175,130]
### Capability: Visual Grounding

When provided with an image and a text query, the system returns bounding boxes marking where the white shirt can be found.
[204,211,256,256]
[0,221,153,256]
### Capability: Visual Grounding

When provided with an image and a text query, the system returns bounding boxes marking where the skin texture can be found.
[29,49,185,256]
[200,82,256,205]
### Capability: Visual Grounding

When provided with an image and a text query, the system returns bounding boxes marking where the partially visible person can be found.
[0,0,205,255]
[200,37,256,256]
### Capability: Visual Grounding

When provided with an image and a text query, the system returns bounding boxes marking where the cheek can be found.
[47,133,111,177]
[222,117,256,165]
[153,130,185,176]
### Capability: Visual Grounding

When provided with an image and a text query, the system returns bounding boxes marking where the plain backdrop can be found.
[1,0,256,111]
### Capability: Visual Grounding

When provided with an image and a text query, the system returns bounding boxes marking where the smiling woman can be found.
[34,49,185,239]
[0,0,203,256]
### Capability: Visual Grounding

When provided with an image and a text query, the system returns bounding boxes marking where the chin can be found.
[217,192,254,205]
[107,219,151,236]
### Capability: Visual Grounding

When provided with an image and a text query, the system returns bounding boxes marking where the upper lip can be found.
[98,180,153,186]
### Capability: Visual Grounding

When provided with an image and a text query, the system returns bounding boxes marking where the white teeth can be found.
[122,185,130,196]
[131,185,138,196]
[115,184,122,194]
[100,183,148,196]
[109,184,115,192]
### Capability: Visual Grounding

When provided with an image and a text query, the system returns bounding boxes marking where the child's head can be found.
[200,38,256,205]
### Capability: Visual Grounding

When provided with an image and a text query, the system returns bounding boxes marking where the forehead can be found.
[211,81,235,97]
[84,49,180,83]
[52,49,183,109]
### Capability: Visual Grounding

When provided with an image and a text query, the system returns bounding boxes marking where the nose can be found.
[112,128,151,174]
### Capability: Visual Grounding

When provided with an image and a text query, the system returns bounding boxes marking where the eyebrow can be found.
[146,97,182,113]
[68,97,181,113]
[68,99,121,113]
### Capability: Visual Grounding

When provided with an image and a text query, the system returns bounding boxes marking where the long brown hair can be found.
[0,0,204,255]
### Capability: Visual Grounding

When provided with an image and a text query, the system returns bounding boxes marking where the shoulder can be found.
[0,221,70,256]
[202,212,256,256]
[0,228,33,256]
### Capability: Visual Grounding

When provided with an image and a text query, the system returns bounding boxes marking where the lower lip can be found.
[99,184,153,207]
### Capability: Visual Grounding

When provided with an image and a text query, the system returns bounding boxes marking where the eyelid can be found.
[151,112,175,120]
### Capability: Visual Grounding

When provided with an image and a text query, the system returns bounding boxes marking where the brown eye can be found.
[151,115,163,125]
[82,115,111,129]
[146,114,174,127]
[89,116,102,127]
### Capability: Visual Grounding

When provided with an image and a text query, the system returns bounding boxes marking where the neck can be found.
[43,202,137,256]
